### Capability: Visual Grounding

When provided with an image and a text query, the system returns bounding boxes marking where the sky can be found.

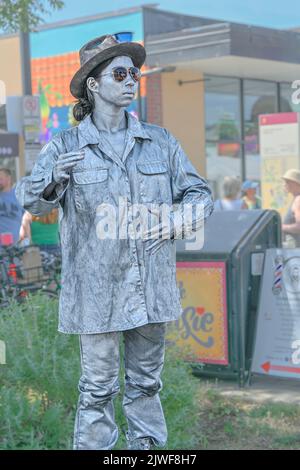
[41,0,300,29]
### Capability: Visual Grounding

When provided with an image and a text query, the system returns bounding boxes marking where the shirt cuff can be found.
[31,171,69,205]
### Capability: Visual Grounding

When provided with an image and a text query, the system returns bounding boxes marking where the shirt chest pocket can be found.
[72,167,109,213]
[136,161,171,203]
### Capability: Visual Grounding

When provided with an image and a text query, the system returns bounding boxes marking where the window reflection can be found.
[205,76,241,197]
[280,83,298,113]
[244,80,277,181]
[204,76,296,198]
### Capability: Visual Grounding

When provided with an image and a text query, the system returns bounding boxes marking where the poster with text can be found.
[259,113,300,217]
[252,248,300,379]
[167,261,229,365]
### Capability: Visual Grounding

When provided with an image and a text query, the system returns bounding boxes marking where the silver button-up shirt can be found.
[15,111,213,334]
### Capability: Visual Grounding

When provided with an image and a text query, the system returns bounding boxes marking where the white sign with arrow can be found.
[251,248,300,380]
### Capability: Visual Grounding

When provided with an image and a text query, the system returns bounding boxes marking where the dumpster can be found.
[167,210,281,386]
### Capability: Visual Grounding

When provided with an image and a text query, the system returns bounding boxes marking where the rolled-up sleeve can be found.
[15,137,69,216]
[167,130,214,238]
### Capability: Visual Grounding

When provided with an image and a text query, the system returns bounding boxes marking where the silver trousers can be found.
[73,322,168,450]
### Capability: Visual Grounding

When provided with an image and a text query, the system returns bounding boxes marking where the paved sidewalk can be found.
[202,375,300,405]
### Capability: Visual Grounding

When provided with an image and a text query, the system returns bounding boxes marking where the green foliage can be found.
[217,114,239,141]
[0,0,64,33]
[0,293,200,449]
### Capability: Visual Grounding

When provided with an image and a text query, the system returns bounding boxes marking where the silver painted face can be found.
[95,56,138,108]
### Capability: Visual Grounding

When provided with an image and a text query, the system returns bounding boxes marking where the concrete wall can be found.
[0,34,22,96]
[161,69,206,176]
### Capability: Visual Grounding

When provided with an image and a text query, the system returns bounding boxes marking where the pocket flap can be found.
[72,168,108,184]
[137,161,168,175]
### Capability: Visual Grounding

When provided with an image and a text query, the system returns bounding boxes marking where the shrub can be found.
[0,293,200,449]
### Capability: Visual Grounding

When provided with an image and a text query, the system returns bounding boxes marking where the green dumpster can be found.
[167,210,281,387]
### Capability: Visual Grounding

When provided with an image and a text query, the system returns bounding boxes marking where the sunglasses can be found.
[100,66,141,83]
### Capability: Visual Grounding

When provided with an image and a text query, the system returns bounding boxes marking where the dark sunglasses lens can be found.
[112,67,127,82]
[129,67,141,82]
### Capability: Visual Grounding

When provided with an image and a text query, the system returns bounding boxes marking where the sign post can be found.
[23,95,42,173]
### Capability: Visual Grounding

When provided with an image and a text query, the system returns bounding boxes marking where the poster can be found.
[167,261,228,365]
[251,248,300,379]
[259,112,300,217]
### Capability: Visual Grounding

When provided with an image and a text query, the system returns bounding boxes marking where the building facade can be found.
[1,5,300,195]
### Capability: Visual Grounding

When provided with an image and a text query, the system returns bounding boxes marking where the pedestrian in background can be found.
[241,180,261,209]
[281,169,300,248]
[214,176,248,211]
[19,208,60,256]
[0,167,24,245]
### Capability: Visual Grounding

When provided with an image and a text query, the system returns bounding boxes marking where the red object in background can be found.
[8,263,17,283]
[259,112,298,126]
[217,142,240,157]
[18,290,28,297]
[0,233,13,246]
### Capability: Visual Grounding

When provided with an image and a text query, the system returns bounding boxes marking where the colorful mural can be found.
[31,51,80,142]
[30,11,146,143]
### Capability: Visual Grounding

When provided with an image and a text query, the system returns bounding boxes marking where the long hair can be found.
[72,58,114,122]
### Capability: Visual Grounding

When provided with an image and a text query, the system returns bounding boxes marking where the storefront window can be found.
[280,82,299,113]
[204,76,293,197]
[204,76,241,197]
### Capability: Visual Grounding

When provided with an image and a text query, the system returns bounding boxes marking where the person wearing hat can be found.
[241,180,261,210]
[281,169,300,248]
[15,34,213,450]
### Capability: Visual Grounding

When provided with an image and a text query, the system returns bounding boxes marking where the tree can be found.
[0,1,64,94]
[0,0,64,33]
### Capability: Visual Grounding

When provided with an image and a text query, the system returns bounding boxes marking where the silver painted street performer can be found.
[16,34,214,450]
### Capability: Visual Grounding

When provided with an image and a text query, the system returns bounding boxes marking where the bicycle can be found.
[0,242,61,307]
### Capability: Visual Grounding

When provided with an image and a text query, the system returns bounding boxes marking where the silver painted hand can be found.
[52,151,85,183]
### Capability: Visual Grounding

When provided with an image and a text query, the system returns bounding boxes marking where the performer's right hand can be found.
[53,151,85,183]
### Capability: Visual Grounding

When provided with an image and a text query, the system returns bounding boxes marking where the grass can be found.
[0,293,200,450]
[1,293,300,450]
[194,387,300,450]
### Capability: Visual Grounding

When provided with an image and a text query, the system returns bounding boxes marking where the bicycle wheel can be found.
[15,286,58,302]
[40,289,59,299]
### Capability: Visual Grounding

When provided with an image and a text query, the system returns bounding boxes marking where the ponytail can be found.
[72,57,114,122]
[73,96,93,122]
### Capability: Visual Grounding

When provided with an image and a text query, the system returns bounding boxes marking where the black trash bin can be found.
[167,210,281,387]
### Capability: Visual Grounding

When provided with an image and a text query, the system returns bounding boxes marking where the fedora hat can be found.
[282,169,300,186]
[70,34,146,99]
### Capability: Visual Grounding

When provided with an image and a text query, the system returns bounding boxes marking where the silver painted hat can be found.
[70,34,146,99]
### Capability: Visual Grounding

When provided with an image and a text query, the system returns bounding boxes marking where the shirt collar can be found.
[77,109,152,149]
